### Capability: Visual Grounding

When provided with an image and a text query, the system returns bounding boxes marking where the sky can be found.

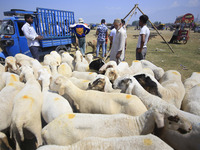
[0,0,200,24]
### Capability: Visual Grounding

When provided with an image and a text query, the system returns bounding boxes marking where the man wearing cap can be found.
[22,14,43,61]
[70,18,90,56]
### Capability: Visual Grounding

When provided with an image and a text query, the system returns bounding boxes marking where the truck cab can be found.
[0,8,76,64]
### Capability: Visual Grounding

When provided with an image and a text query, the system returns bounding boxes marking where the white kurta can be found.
[110,27,126,63]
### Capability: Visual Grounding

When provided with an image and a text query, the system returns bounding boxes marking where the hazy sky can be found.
[0,0,199,24]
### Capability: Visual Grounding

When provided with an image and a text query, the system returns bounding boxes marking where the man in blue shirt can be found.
[70,18,90,56]
[96,19,108,58]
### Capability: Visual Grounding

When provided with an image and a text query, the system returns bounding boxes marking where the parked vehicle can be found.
[0,8,76,64]
[173,13,194,44]
[194,26,200,33]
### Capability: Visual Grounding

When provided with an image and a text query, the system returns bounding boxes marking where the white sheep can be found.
[181,84,200,116]
[38,68,73,123]
[132,71,185,109]
[184,72,200,92]
[14,53,33,67]
[41,106,191,146]
[53,75,147,116]
[4,56,18,74]
[50,51,61,65]
[10,65,43,150]
[0,63,5,73]
[85,53,93,64]
[0,72,24,131]
[61,52,74,70]
[30,59,44,79]
[113,75,200,150]
[37,134,173,150]
[71,71,97,81]
[141,60,164,81]
[57,63,72,78]
[104,67,119,83]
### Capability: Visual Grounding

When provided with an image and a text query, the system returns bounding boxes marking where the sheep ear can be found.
[19,73,24,82]
[154,111,165,128]
[58,85,65,95]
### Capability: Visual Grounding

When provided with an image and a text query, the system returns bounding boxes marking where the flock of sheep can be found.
[0,50,200,150]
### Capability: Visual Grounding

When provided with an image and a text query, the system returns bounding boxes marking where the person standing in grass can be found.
[96,19,108,58]
[136,14,150,60]
[70,18,90,56]
[110,19,126,64]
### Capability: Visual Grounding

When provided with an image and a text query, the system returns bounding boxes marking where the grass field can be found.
[85,27,200,81]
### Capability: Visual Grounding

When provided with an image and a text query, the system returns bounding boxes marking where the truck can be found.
[0,8,76,64]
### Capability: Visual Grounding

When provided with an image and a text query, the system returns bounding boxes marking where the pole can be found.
[137,6,174,53]
[123,4,138,20]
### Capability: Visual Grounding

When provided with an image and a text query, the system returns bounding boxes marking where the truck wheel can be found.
[0,57,5,65]
[55,45,68,55]
[183,40,187,44]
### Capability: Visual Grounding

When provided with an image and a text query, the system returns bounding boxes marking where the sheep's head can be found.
[19,65,34,82]
[105,68,118,84]
[38,68,52,87]
[54,76,68,95]
[89,58,105,71]
[152,106,192,135]
[113,75,133,93]
[5,56,18,73]
[88,75,112,92]
[133,74,162,98]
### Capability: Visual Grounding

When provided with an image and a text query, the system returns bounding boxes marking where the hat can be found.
[79,18,84,23]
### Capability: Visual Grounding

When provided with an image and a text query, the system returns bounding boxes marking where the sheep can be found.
[89,58,105,71]
[113,75,200,150]
[99,60,118,74]
[41,106,191,146]
[37,134,173,150]
[85,53,93,64]
[61,52,74,70]
[140,60,164,81]
[0,132,13,150]
[87,74,121,93]
[184,72,200,92]
[0,72,25,131]
[132,71,185,109]
[181,84,200,116]
[10,65,43,150]
[38,68,73,123]
[71,71,97,81]
[105,67,119,84]
[53,75,147,116]
[50,51,61,65]
[30,59,44,79]
[14,53,33,67]
[57,63,72,78]
[4,56,18,74]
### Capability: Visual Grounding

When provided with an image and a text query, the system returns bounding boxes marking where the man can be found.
[136,14,150,60]
[110,19,126,64]
[96,19,108,58]
[22,14,43,61]
[70,18,90,56]
[121,19,127,60]
[169,25,179,43]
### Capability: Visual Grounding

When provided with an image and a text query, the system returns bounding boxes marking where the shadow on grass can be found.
[160,41,182,45]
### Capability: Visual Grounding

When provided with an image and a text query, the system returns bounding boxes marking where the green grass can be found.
[85,27,200,81]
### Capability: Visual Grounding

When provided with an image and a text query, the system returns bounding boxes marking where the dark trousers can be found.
[169,35,177,43]
[29,46,41,60]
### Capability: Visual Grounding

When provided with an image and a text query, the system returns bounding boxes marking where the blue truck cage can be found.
[35,8,76,48]
[0,8,76,64]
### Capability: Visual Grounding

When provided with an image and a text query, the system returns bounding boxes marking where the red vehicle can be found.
[174,13,194,44]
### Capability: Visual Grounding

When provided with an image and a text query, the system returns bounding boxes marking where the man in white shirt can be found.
[136,14,150,60]
[109,27,116,50]
[22,14,43,60]
[110,19,126,64]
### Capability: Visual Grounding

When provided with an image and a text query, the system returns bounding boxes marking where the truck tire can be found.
[55,45,68,55]
[0,57,5,65]
[55,45,71,55]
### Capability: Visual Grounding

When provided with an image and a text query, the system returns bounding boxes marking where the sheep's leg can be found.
[27,122,43,148]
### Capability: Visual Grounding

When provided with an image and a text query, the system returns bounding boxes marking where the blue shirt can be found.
[97,24,108,41]
[70,23,90,38]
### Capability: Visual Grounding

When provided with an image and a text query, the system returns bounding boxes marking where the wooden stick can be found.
[123,4,138,20]
[137,6,174,53]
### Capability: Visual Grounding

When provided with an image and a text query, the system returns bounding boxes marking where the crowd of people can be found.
[22,14,150,64]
